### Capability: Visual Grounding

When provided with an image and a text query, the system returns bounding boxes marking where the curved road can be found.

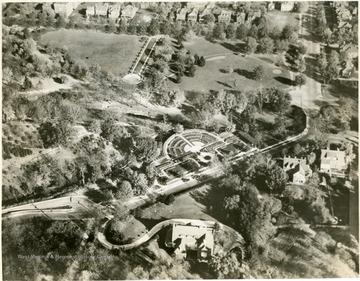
[97,218,216,250]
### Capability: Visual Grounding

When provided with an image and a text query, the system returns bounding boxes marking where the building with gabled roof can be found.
[108,4,121,20]
[95,3,109,16]
[53,2,79,18]
[176,7,187,21]
[187,8,198,22]
[218,10,232,24]
[120,4,138,20]
[86,5,95,17]
[320,149,349,178]
[166,221,214,263]
[283,156,312,185]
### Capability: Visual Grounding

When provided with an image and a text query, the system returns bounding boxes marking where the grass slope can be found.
[40,29,143,76]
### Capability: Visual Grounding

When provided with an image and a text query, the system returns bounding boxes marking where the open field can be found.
[175,37,292,92]
[40,30,143,76]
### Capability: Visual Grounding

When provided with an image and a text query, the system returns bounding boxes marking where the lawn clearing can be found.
[39,29,143,76]
[266,10,300,30]
[140,184,216,221]
[173,37,292,93]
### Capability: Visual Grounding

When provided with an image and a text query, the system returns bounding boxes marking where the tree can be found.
[107,19,117,33]
[37,12,47,26]
[294,73,306,88]
[115,181,133,200]
[258,37,274,54]
[198,56,206,67]
[160,20,172,35]
[323,28,332,45]
[236,24,248,40]
[326,50,340,82]
[212,23,226,40]
[318,52,328,83]
[275,39,289,54]
[56,15,66,28]
[148,18,160,35]
[253,65,265,82]
[282,24,297,41]
[245,36,258,54]
[187,63,196,77]
[248,24,259,39]
[202,14,216,24]
[22,76,33,90]
[295,2,309,13]
[226,23,237,40]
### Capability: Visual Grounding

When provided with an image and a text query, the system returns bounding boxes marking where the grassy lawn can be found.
[140,184,216,221]
[39,29,144,76]
[172,37,292,93]
[266,10,300,30]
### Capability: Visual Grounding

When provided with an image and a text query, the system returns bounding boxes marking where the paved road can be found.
[2,196,95,220]
[97,218,217,250]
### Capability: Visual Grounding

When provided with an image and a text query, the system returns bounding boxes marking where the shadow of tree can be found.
[234,68,254,80]
[274,76,293,85]
[217,80,233,88]
[220,42,246,53]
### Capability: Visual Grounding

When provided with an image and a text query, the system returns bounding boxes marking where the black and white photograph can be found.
[1,0,359,279]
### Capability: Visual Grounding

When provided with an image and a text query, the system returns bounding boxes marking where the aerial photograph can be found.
[1,0,359,280]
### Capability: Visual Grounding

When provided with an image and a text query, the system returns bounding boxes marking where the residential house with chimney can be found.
[53,2,79,18]
[236,12,246,24]
[166,222,214,263]
[86,5,95,17]
[283,156,312,185]
[108,4,121,20]
[120,5,138,20]
[176,8,187,21]
[320,148,349,178]
[218,10,232,24]
[187,8,198,22]
[95,3,109,16]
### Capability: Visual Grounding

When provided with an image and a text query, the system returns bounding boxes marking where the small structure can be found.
[320,149,348,178]
[86,5,95,17]
[176,8,187,21]
[236,12,246,24]
[187,8,198,22]
[108,4,121,20]
[276,1,295,12]
[283,156,312,185]
[95,3,109,16]
[218,10,232,24]
[166,222,214,263]
[53,2,79,18]
[267,2,275,11]
[120,4,138,20]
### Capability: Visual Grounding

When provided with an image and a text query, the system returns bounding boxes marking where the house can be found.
[108,4,120,20]
[199,5,213,23]
[320,149,349,177]
[236,12,246,24]
[120,4,138,20]
[86,5,95,17]
[283,156,312,185]
[187,8,198,22]
[95,3,109,16]
[165,221,214,263]
[276,1,295,12]
[218,10,232,24]
[53,2,79,18]
[253,10,262,18]
[267,2,275,11]
[176,8,187,21]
